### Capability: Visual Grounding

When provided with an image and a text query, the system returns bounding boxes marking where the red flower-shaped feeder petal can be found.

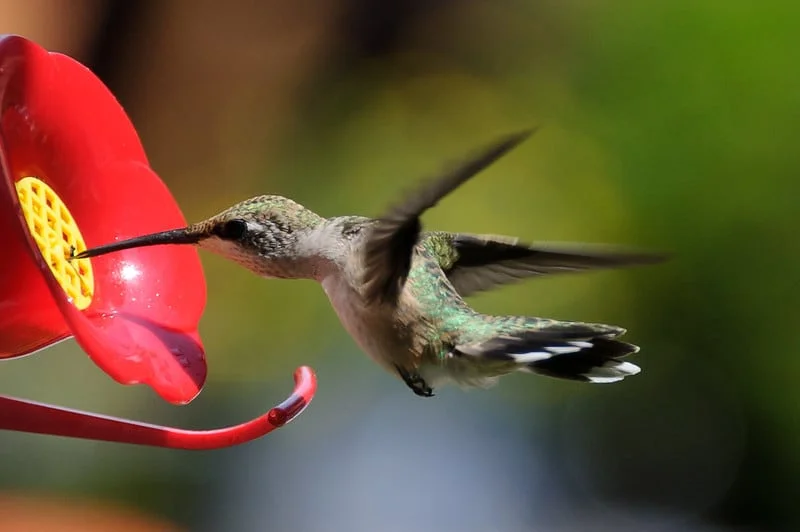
[0,34,316,449]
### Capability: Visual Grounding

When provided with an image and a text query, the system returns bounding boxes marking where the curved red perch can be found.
[0,366,316,450]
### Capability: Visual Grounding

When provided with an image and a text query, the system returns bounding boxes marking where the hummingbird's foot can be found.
[395,365,434,397]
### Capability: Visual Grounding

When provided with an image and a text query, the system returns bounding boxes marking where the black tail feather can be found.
[457,332,641,384]
[524,337,640,383]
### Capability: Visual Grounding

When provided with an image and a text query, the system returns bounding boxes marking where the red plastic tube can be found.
[0,366,316,450]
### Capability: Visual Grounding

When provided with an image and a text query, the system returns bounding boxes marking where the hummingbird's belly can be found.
[321,276,414,373]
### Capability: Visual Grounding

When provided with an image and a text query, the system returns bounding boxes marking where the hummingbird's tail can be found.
[455,318,641,384]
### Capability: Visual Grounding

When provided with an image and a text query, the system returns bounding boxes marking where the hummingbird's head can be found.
[198,195,326,277]
[72,195,326,279]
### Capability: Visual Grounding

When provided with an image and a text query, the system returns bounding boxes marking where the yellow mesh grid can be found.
[15,177,94,310]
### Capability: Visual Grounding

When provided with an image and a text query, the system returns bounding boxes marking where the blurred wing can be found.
[436,233,667,297]
[361,129,534,306]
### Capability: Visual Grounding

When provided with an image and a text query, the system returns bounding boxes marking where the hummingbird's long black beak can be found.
[70,227,205,260]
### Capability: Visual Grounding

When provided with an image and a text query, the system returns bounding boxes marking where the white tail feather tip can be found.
[544,345,582,355]
[583,360,641,383]
[511,351,552,363]
[586,375,625,384]
[514,339,598,362]
[569,341,593,349]
[613,361,641,375]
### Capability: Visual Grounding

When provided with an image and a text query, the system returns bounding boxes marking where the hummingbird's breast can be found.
[320,273,419,373]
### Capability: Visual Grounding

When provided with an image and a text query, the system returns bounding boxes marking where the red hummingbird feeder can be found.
[0,34,316,449]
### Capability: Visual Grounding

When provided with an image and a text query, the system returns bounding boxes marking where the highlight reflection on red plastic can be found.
[0,34,319,448]
[0,367,316,450]
[0,34,207,404]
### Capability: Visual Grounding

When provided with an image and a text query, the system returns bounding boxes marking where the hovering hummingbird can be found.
[72,130,665,397]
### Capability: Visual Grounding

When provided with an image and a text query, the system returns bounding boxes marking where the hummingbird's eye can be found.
[215,219,248,240]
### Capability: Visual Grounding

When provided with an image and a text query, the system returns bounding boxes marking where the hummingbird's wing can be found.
[361,129,534,306]
[430,232,667,297]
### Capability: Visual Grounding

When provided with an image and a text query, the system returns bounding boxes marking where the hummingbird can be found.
[72,130,665,397]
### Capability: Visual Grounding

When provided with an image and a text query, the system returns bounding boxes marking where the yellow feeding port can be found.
[15,177,95,310]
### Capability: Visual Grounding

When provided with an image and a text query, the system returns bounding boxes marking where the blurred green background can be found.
[0,1,797,530]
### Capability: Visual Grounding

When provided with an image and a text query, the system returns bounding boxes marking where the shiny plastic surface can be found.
[0,367,317,449]
[0,34,207,404]
[0,35,318,448]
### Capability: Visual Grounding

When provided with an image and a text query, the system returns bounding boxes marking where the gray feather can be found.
[442,234,668,297]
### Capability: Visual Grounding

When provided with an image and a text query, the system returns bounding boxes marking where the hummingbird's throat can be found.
[15,177,95,310]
